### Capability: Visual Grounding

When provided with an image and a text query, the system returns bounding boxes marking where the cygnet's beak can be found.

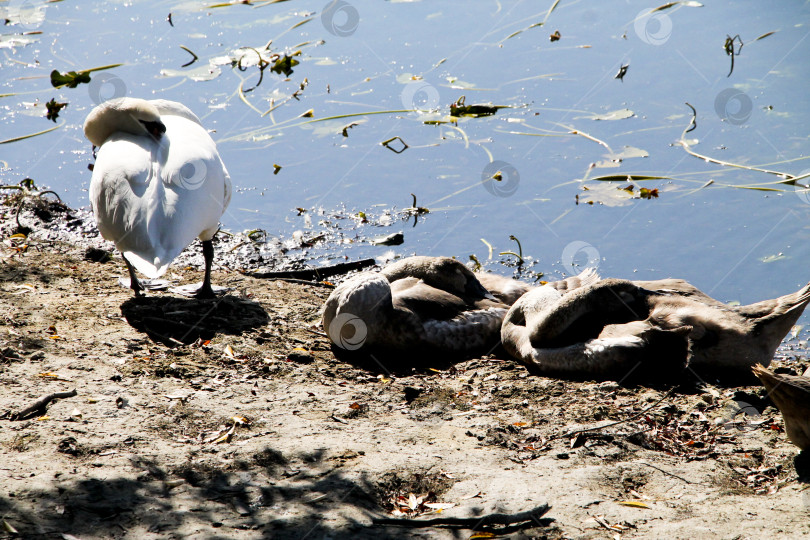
[466,278,498,301]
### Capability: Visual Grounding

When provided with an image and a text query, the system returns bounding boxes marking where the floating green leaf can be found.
[271,54,300,76]
[50,64,123,88]
[50,70,91,88]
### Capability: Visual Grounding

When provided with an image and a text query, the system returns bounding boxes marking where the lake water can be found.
[2,0,810,320]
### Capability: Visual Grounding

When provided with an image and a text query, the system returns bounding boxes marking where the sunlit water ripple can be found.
[2,0,809,324]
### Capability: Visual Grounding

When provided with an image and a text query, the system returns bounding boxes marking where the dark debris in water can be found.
[449,95,507,118]
[45,98,68,122]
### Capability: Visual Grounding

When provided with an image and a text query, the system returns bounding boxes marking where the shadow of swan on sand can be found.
[120,295,268,346]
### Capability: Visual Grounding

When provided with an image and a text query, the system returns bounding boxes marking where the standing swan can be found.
[84,98,232,298]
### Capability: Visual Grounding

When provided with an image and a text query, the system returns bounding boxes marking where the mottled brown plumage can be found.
[753,364,810,451]
[322,256,595,358]
[501,278,810,381]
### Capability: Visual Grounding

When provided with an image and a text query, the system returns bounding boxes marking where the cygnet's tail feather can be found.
[783,281,810,313]
[547,267,600,293]
[740,282,810,349]
[753,363,810,403]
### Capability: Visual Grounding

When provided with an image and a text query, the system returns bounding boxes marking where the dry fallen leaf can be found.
[38,372,71,381]
[619,500,651,509]
[423,502,455,510]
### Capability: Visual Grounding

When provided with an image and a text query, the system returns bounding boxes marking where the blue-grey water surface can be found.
[2,0,810,321]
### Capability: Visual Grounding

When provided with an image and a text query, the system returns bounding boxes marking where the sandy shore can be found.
[1,194,809,539]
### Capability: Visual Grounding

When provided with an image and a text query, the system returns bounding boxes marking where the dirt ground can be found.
[1,200,810,539]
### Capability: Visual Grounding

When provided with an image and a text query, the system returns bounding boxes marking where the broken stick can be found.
[11,388,77,421]
[372,503,550,528]
[246,258,375,281]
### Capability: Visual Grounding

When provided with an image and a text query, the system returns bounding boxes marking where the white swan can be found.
[84,98,232,298]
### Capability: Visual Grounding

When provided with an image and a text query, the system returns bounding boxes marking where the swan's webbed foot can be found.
[194,282,217,300]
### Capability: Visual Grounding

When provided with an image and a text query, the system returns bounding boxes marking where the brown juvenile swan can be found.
[752,364,810,451]
[322,256,597,358]
[501,278,810,380]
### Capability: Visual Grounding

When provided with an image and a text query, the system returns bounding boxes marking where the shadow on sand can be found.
[0,446,554,539]
[120,295,269,346]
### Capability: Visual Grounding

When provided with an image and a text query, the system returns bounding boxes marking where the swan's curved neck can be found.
[84,98,166,147]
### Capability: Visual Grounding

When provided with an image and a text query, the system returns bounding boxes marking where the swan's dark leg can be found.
[122,253,144,297]
[195,239,216,299]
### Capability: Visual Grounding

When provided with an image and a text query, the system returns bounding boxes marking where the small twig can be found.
[638,461,700,485]
[11,389,77,421]
[246,258,375,281]
[179,45,199,68]
[552,388,674,440]
[372,503,550,528]
[568,127,612,152]
[262,277,335,288]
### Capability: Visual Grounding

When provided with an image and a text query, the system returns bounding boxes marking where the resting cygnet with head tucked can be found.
[322,256,598,359]
[501,277,810,382]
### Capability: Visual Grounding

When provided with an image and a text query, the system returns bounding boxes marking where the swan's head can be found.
[382,256,497,301]
[83,98,167,147]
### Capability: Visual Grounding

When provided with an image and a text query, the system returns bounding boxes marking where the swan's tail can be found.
[122,250,170,279]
